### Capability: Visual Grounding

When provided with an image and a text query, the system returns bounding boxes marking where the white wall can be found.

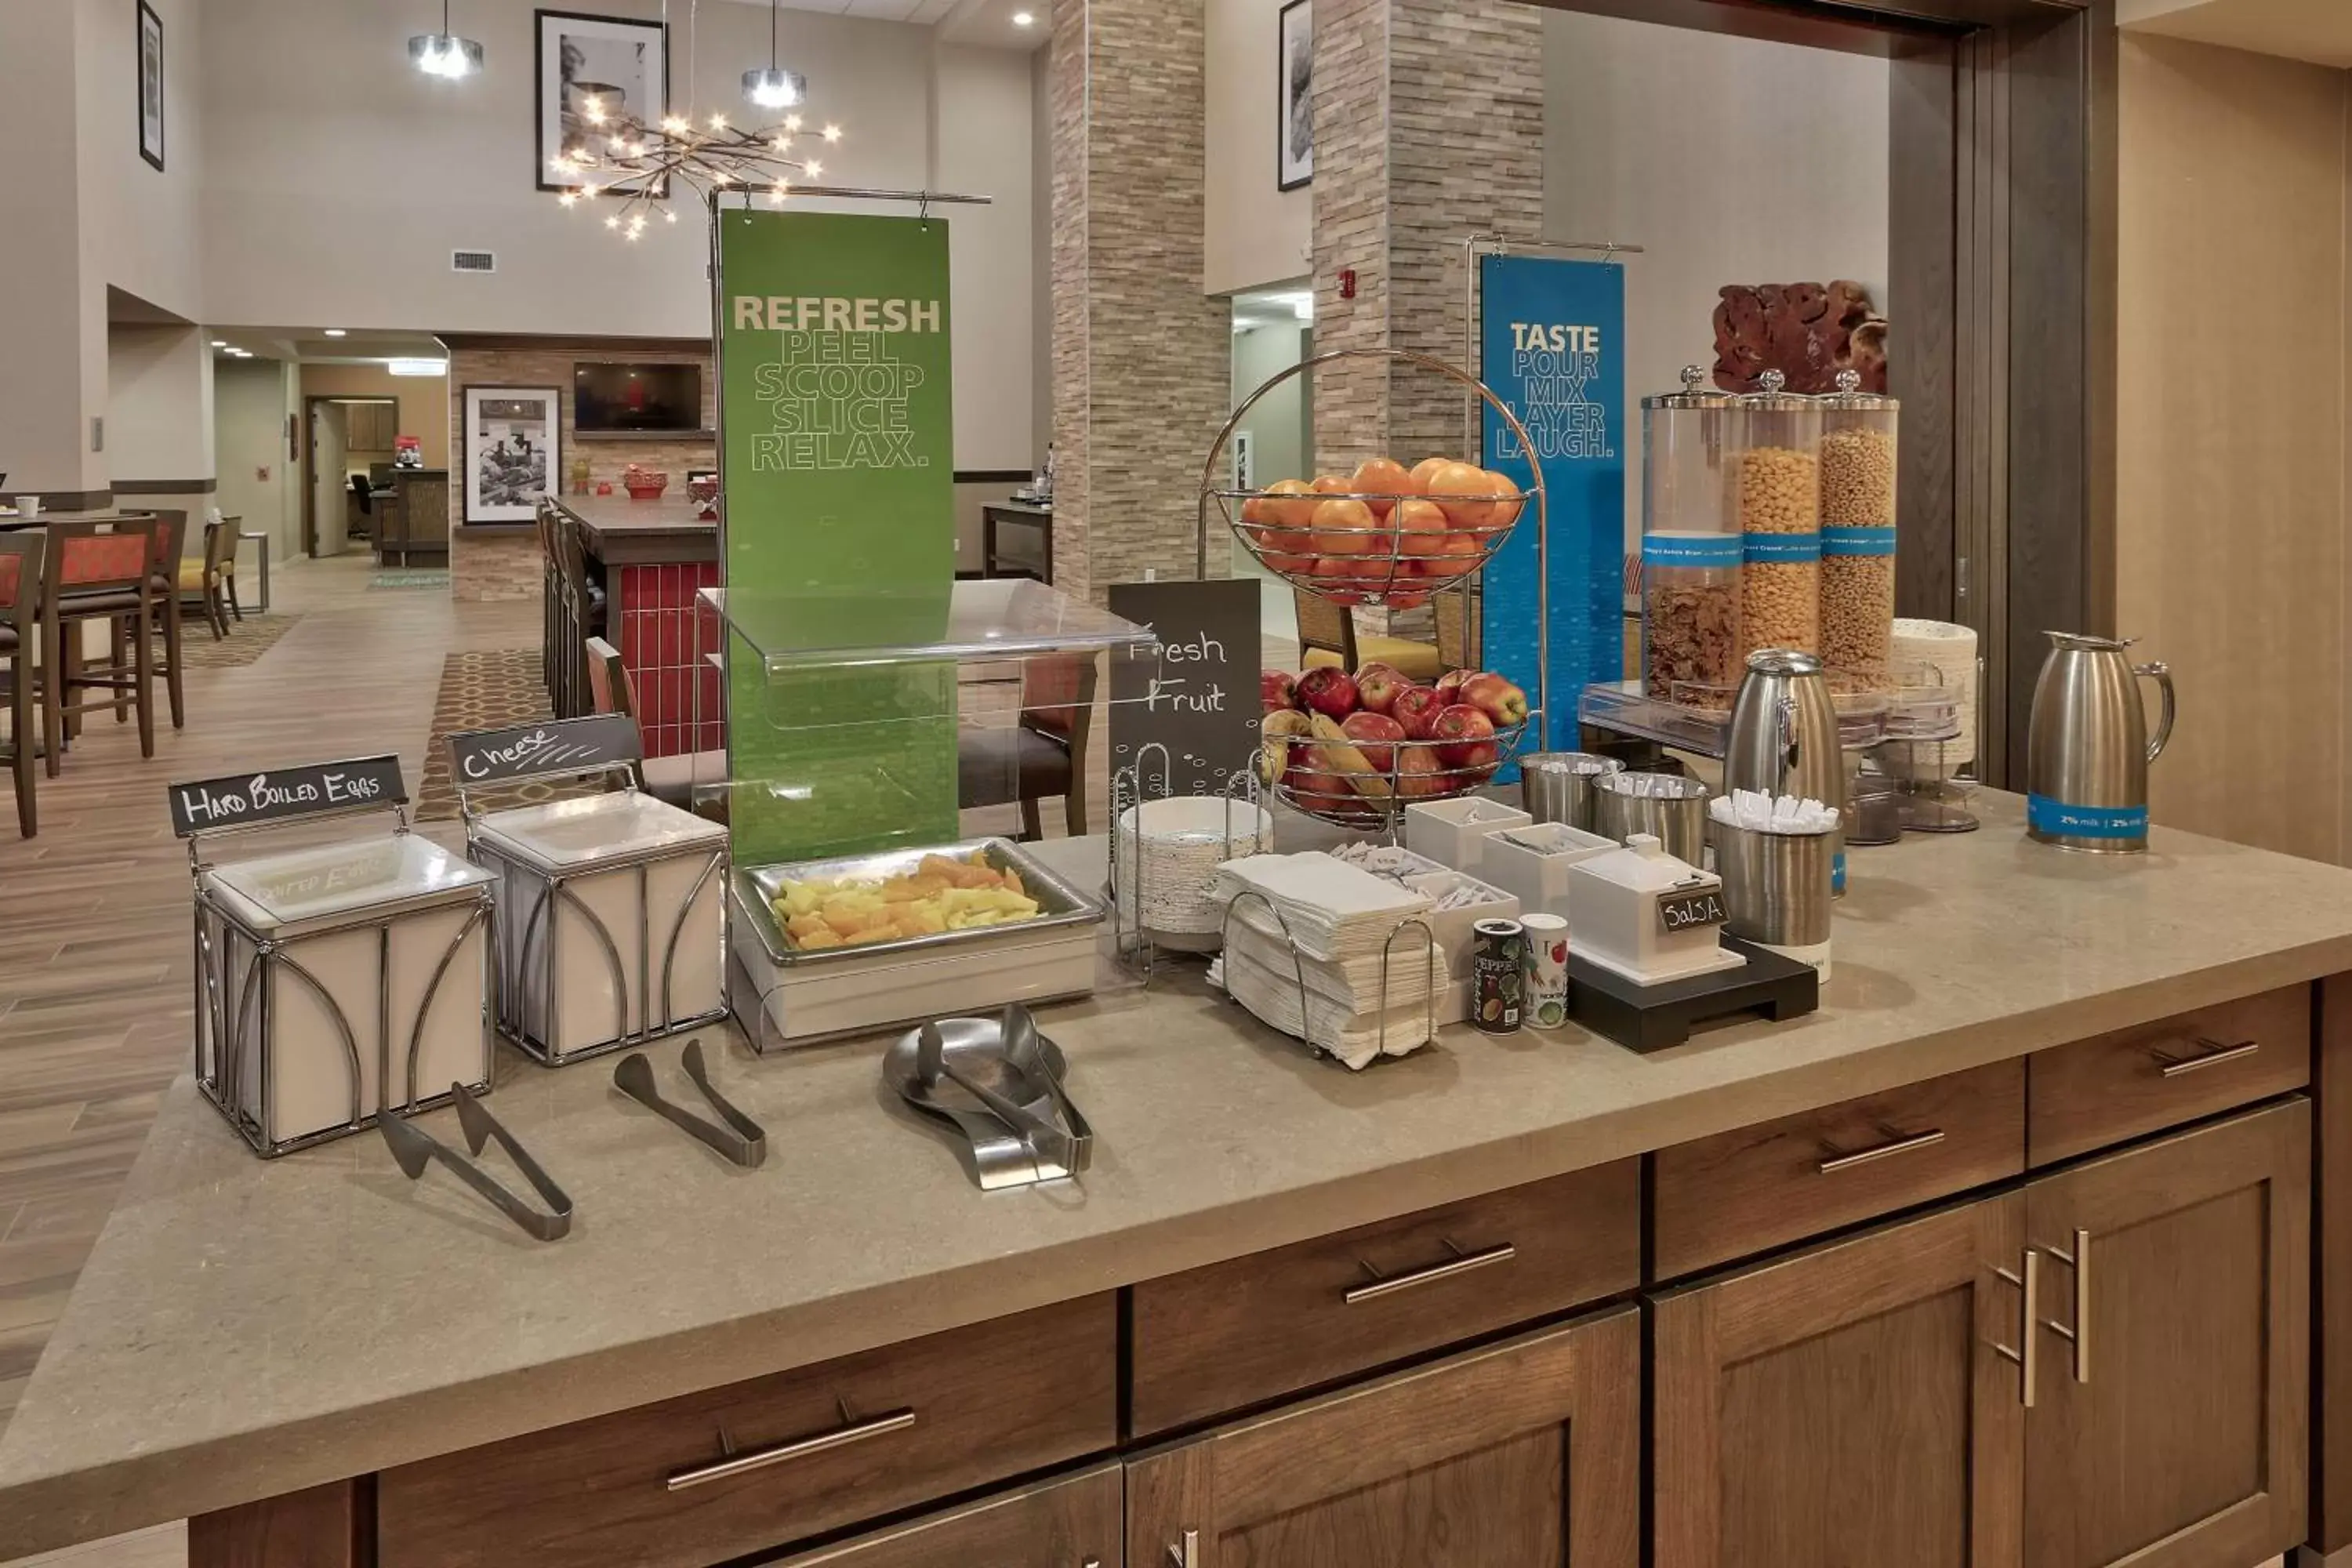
[1542,10,1890,546]
[2,2,104,494]
[932,43,1041,470]
[214,357,299,559]
[1204,0,1312,296]
[1232,321,1309,485]
[78,0,205,324]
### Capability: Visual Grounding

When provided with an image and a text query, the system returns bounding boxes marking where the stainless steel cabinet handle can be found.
[1992,1248,2040,1407]
[2152,1037,2260,1077]
[1168,1528,1199,1566]
[1817,1128,1945,1174]
[1342,1240,1517,1305]
[2040,1228,2092,1383]
[665,1406,916,1491]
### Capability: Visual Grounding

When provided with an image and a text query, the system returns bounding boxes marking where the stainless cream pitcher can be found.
[2025,631,2176,853]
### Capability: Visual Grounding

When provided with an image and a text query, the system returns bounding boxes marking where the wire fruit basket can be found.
[1259,720,1538,830]
[1199,348,1548,613]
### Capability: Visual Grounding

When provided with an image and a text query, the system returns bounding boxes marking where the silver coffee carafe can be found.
[2025,631,2176,853]
[1722,648,1849,892]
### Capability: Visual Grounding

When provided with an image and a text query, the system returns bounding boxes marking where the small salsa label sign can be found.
[167,755,408,838]
[1655,887,1728,936]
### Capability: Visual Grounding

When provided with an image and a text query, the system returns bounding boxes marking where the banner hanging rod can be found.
[711,187,992,210]
[1467,231,1643,260]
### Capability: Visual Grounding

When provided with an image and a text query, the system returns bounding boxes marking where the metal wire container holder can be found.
[1215,889,1440,1062]
[1109,742,1265,985]
[184,793,495,1160]
[1194,347,1552,838]
[1862,653,1984,836]
[454,741,730,1069]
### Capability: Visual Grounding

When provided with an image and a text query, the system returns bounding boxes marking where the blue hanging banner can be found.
[1477,253,1626,777]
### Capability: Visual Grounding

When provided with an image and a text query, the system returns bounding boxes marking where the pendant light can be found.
[410,0,484,79]
[742,0,806,110]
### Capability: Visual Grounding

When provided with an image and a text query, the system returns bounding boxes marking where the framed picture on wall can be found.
[136,0,165,172]
[1276,0,1311,191]
[535,9,670,195]
[463,387,561,524]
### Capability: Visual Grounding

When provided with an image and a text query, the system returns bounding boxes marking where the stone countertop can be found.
[5,796,2352,1555]
[552,495,714,537]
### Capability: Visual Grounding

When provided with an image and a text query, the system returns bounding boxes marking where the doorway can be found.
[303,397,397,557]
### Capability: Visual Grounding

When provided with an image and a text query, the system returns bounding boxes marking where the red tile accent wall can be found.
[616,562,723,758]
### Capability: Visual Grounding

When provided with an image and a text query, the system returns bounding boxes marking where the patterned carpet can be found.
[412,648,597,821]
[166,613,303,669]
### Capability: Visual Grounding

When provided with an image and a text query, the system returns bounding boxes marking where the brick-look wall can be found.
[1050,0,1231,599]
[1311,0,1542,473]
[446,344,717,602]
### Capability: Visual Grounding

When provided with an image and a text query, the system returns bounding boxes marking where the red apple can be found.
[1285,742,1349,809]
[1356,662,1407,714]
[1431,703,1498,771]
[1434,669,1473,704]
[1458,671,1529,728]
[1261,670,1299,713]
[1340,711,1406,775]
[1295,666,1359,721]
[1391,684,1446,740]
[1395,746,1447,799]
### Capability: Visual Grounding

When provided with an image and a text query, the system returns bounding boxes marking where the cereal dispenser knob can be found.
[1759,368,1787,394]
[1835,368,1861,394]
[1680,365,1705,393]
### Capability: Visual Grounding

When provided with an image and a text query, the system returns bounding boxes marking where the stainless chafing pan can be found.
[733,836,1104,967]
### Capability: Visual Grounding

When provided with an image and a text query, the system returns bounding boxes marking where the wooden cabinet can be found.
[1653,1099,2312,1568]
[1653,1191,2027,1568]
[1125,1305,1640,1568]
[343,401,398,452]
[2022,1100,2309,1568]
[764,1464,1122,1567]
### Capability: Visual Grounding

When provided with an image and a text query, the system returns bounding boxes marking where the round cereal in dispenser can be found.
[1816,368,1899,673]
[1734,369,1822,665]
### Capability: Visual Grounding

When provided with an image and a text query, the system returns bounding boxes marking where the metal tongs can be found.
[612,1038,767,1168]
[914,1004,1093,1181]
[379,1083,575,1242]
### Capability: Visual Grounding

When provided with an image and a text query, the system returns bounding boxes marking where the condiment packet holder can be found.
[1403,798,1533,877]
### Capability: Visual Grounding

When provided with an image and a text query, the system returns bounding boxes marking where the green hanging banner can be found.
[717,208,959,866]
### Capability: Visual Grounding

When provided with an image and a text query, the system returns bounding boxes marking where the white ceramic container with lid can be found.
[467,789,730,1065]
[1564,833,1747,985]
[199,832,495,1156]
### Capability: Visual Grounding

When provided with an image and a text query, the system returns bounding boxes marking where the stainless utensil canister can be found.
[1592,771,1711,866]
[2026,630,2176,854]
[1520,752,1626,830]
[1717,826,1835,949]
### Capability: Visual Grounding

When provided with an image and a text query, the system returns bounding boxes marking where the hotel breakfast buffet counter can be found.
[6,796,2352,1565]
[544,494,718,758]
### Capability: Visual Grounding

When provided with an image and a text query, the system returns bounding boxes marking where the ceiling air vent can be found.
[451,249,497,274]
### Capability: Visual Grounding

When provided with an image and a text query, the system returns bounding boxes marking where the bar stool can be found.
[42,517,158,775]
[178,517,236,639]
[0,530,47,837]
[538,504,561,706]
[552,515,605,717]
[126,508,189,730]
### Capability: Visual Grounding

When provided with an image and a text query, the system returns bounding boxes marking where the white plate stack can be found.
[1889,619,1980,779]
[1209,853,1438,1070]
[1114,797,1274,952]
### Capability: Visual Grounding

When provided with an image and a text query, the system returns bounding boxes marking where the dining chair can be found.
[1292,585,1447,682]
[957,654,1097,840]
[0,531,48,837]
[178,518,235,639]
[126,509,189,731]
[537,505,560,705]
[42,517,157,775]
[551,516,605,717]
[585,636,727,817]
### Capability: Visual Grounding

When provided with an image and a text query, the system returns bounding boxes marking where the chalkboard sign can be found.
[448,716,642,788]
[1656,886,1729,936]
[1106,579,1262,800]
[167,755,408,839]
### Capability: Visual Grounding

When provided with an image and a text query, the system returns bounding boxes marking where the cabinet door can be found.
[764,1463,1121,1567]
[1125,1305,1639,1568]
[1653,1192,2027,1568]
[2024,1099,2310,1568]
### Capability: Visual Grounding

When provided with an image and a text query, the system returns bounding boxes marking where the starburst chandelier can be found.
[547,0,844,240]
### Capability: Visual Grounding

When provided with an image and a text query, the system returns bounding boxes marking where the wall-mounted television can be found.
[572,361,703,433]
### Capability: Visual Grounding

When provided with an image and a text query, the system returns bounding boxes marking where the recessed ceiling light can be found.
[210,339,227,347]
[387,358,448,377]
[1012,9,1036,24]
[323,328,347,337]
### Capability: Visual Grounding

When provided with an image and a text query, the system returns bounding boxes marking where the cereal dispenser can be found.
[1640,366,1743,709]
[1816,369,1899,672]
[1734,369,1822,664]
